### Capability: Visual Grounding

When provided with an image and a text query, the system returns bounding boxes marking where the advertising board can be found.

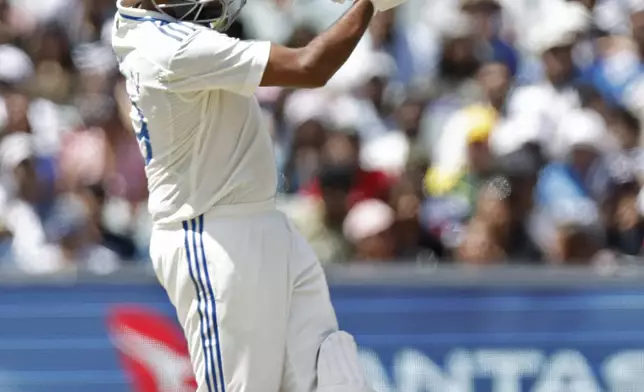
[0,269,643,392]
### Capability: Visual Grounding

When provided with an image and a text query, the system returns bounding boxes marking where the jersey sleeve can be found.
[162,29,271,97]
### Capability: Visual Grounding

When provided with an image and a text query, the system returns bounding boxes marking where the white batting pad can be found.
[317,331,374,392]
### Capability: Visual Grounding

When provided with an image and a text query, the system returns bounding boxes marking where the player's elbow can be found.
[297,50,333,89]
[300,67,329,89]
[262,45,333,89]
[297,62,331,88]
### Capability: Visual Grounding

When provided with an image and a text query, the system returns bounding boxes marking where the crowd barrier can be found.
[1,264,644,392]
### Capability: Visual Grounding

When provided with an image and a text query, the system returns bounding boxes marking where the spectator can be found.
[302,131,394,208]
[284,164,353,265]
[606,105,643,170]
[280,89,329,194]
[58,93,112,191]
[494,148,545,261]
[457,218,506,265]
[603,105,644,256]
[281,122,328,195]
[0,44,33,88]
[583,3,644,109]
[0,0,36,44]
[393,92,428,159]
[388,176,442,259]
[0,133,57,273]
[494,1,591,158]
[77,183,138,261]
[365,9,421,85]
[429,57,513,175]
[426,105,497,207]
[5,0,644,269]
[550,224,605,264]
[607,181,644,255]
[43,192,120,275]
[1,90,31,134]
[343,199,397,262]
[460,0,519,77]
[328,51,399,141]
[26,22,76,102]
[628,0,644,64]
[471,181,512,254]
[535,109,612,262]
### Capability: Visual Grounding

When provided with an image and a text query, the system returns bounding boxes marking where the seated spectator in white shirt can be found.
[0,133,59,273]
[535,109,614,263]
[42,193,120,275]
[496,2,593,159]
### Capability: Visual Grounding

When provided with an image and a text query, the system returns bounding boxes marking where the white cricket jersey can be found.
[111,1,277,225]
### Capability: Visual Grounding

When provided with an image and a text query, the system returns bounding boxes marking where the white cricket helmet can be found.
[150,0,247,31]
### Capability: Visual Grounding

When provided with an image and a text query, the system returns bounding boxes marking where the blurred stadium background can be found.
[3,0,644,390]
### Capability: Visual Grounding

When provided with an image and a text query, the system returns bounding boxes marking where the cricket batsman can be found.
[112,0,408,390]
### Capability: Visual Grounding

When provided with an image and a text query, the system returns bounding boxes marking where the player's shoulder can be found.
[157,20,201,41]
[116,13,205,43]
[113,15,210,68]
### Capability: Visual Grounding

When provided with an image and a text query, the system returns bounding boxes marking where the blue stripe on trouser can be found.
[184,220,215,392]
[199,215,226,392]
[193,218,221,392]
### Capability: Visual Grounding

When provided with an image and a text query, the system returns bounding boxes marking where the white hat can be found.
[527,2,590,54]
[343,199,395,243]
[529,26,578,55]
[627,0,644,14]
[328,49,397,92]
[360,132,410,176]
[0,45,34,85]
[0,133,35,173]
[489,115,543,156]
[283,89,330,128]
[559,109,608,153]
[426,2,474,39]
[562,1,593,35]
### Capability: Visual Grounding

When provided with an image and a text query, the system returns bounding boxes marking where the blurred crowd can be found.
[4,0,644,274]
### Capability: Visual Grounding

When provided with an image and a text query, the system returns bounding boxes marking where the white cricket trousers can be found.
[150,202,353,392]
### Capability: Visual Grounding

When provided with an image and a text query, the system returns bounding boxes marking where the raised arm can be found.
[145,0,406,94]
[260,0,375,89]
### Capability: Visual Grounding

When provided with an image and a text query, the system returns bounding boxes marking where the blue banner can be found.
[333,286,644,392]
[1,283,644,392]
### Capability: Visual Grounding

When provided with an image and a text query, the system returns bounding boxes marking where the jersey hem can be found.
[152,198,277,229]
